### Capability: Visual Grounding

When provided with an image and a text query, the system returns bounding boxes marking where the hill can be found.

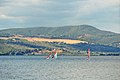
[0,25,116,36]
[0,38,120,56]
[0,25,120,45]
[23,37,85,44]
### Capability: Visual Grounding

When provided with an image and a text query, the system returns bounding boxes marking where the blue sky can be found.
[0,0,120,33]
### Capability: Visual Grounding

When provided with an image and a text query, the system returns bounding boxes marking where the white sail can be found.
[54,53,57,59]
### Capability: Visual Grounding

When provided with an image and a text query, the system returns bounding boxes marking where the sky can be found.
[0,0,120,33]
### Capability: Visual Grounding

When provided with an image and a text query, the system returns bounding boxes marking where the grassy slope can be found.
[23,37,84,44]
[0,25,116,36]
[0,43,32,54]
[0,25,119,45]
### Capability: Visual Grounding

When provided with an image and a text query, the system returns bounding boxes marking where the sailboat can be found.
[87,48,90,60]
[46,49,57,59]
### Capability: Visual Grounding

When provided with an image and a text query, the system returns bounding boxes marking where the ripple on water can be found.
[0,56,120,80]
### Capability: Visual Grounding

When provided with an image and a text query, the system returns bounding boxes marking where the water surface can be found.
[0,56,120,80]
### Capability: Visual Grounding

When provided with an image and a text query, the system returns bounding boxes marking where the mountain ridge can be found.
[0,25,117,35]
[0,25,119,45]
[0,24,118,34]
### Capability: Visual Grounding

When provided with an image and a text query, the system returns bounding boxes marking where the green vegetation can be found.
[0,25,120,56]
[0,25,119,45]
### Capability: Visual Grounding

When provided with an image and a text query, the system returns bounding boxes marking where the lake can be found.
[0,56,120,80]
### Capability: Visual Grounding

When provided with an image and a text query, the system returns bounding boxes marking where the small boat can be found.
[46,49,57,59]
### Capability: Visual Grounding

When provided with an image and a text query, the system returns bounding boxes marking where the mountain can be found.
[0,25,116,36]
[0,25,120,55]
[0,25,120,45]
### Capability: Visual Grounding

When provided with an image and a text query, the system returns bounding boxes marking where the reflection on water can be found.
[0,56,120,80]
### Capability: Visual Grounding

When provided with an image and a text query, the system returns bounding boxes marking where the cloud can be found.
[0,14,27,25]
[0,0,119,33]
[0,0,10,7]
[0,14,16,20]
[75,0,120,16]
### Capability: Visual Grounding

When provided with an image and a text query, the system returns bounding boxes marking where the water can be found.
[0,56,120,80]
